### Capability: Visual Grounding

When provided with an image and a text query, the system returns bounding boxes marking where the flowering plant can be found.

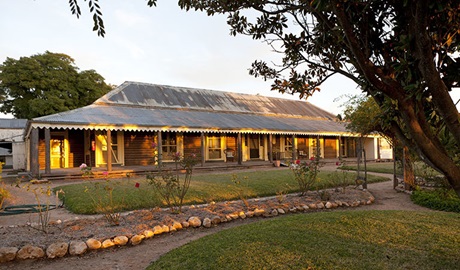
[80,163,93,177]
[290,155,322,196]
[147,150,199,213]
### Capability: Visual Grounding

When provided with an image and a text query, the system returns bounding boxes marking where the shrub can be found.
[230,174,251,209]
[0,162,7,209]
[147,152,199,213]
[84,179,124,226]
[411,189,460,213]
[290,157,322,196]
[0,183,9,209]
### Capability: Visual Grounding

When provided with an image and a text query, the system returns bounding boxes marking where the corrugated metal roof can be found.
[0,119,27,129]
[95,82,336,120]
[30,82,351,136]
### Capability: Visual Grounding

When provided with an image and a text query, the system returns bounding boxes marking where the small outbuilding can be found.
[0,118,27,170]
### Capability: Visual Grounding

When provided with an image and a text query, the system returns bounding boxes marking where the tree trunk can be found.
[389,101,460,197]
[403,146,415,190]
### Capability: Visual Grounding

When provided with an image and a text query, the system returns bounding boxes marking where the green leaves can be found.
[0,51,111,119]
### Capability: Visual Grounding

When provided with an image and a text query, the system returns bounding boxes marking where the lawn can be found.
[340,161,439,177]
[57,168,389,214]
[148,211,460,270]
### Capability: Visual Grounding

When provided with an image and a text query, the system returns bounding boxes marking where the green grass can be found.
[56,169,389,214]
[340,161,439,177]
[148,211,460,270]
[341,162,400,174]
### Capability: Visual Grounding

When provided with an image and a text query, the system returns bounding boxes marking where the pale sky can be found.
[0,0,387,119]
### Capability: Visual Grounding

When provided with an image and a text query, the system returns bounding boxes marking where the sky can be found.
[0,1,380,119]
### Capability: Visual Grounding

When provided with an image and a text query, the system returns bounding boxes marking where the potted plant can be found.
[273,151,281,167]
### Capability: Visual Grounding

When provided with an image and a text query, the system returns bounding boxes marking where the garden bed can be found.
[0,187,374,262]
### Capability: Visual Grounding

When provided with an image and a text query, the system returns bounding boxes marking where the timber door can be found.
[248,134,261,159]
[324,138,337,159]
[96,131,124,166]
[50,136,65,168]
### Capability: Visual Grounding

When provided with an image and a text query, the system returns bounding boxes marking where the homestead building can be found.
[23,82,392,176]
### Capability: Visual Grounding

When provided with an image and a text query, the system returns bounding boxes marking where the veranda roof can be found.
[27,82,357,137]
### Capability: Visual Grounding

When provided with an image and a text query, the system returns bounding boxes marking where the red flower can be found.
[295,159,301,165]
[336,161,340,166]
[135,182,140,188]
[310,156,315,161]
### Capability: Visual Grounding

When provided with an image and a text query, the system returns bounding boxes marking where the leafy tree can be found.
[0,51,112,119]
[343,95,415,189]
[70,1,460,196]
[342,95,383,136]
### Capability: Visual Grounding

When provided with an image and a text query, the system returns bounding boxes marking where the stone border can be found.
[0,190,375,263]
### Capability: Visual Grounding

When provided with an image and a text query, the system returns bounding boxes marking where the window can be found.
[102,131,119,164]
[162,133,177,160]
[284,136,293,158]
[208,136,222,159]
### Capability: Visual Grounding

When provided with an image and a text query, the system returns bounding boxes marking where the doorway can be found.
[324,138,337,159]
[50,136,65,168]
[248,134,261,159]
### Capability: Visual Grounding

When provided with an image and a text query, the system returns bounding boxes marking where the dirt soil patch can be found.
[1,187,372,248]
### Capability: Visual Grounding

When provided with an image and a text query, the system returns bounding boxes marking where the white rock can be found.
[153,225,164,235]
[229,213,239,220]
[245,211,254,218]
[271,209,279,216]
[69,241,87,255]
[172,221,183,230]
[130,234,144,246]
[277,208,285,214]
[162,225,170,233]
[302,205,310,211]
[102,239,115,249]
[0,247,18,263]
[203,217,212,228]
[188,216,202,227]
[254,209,265,216]
[181,221,190,228]
[143,230,155,239]
[46,242,68,258]
[211,215,221,225]
[17,245,45,260]
[86,238,102,250]
[113,236,129,246]
[325,201,333,209]
[316,202,325,209]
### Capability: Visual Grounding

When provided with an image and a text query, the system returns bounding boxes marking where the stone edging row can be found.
[0,190,375,263]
